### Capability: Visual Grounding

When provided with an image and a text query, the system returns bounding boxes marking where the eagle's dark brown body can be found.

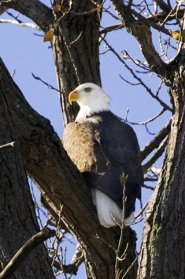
[63,111,143,220]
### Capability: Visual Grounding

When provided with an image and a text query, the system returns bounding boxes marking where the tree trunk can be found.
[0,87,54,278]
[52,0,101,124]
[138,53,185,278]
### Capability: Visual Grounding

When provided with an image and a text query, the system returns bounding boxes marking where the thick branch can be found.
[0,228,55,279]
[154,0,171,12]
[1,0,53,30]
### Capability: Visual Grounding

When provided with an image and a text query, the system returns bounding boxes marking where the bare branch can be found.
[102,37,172,111]
[110,0,168,77]
[32,73,60,93]
[122,256,138,279]
[0,141,15,149]
[147,8,185,23]
[1,0,53,31]
[142,184,156,190]
[50,259,79,275]
[99,23,123,34]
[51,243,84,275]
[71,243,84,267]
[142,136,168,173]
[0,228,55,279]
[144,177,158,182]
[114,175,137,278]
[127,108,167,126]
[140,120,171,161]
[0,18,40,29]
[154,0,171,12]
[135,202,148,220]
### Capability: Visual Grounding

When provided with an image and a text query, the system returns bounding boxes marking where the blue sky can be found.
[0,1,174,277]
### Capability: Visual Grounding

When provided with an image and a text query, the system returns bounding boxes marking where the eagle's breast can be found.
[63,121,98,172]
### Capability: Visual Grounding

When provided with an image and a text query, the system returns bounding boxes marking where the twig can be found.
[142,184,155,190]
[40,194,68,231]
[0,18,40,29]
[150,166,161,176]
[6,11,22,23]
[115,175,130,277]
[50,259,79,275]
[103,6,119,20]
[94,233,116,252]
[154,0,171,12]
[122,255,138,278]
[140,120,171,161]
[49,238,82,276]
[0,141,15,149]
[127,108,167,126]
[144,177,158,182]
[142,136,168,173]
[99,23,123,34]
[122,50,150,71]
[116,243,129,262]
[0,228,55,279]
[147,8,185,23]
[102,37,172,112]
[32,73,61,93]
[135,202,148,220]
[120,75,141,86]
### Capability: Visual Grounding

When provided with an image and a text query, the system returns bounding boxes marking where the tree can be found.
[0,0,184,278]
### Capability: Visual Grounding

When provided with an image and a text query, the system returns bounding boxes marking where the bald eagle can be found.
[63,83,143,228]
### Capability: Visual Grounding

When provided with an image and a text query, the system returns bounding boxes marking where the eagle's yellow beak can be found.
[68,90,78,105]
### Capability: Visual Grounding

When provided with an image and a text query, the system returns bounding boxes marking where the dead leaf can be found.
[171,30,185,42]
[53,4,62,13]
[44,29,54,42]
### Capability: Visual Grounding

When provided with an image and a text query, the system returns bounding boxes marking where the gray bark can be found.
[0,80,54,278]
[138,52,185,278]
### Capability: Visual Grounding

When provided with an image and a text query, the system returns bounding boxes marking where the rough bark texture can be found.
[1,0,53,30]
[0,85,54,278]
[138,53,185,278]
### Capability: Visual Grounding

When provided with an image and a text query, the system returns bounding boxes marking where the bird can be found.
[63,83,143,228]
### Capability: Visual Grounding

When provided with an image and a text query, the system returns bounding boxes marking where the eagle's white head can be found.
[68,83,110,121]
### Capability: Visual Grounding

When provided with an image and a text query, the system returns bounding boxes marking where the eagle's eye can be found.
[84,87,92,93]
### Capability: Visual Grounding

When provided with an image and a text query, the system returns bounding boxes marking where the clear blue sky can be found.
[0,1,173,278]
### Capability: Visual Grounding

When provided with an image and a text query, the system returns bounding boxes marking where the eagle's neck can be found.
[76,104,109,122]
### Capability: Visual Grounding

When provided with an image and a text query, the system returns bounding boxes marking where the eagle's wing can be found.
[88,116,142,214]
[100,118,143,193]
[63,115,143,219]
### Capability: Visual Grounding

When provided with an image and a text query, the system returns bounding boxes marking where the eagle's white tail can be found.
[91,188,135,228]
